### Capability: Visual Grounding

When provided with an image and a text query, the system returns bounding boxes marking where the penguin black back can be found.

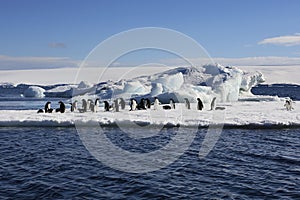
[145,98,151,109]
[104,101,110,111]
[197,98,204,110]
[138,98,146,110]
[59,101,65,113]
[82,99,87,112]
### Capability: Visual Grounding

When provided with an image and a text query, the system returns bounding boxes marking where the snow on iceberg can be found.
[18,64,265,102]
[95,64,265,103]
[23,86,45,98]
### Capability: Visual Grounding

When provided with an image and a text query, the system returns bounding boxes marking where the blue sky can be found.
[0,0,300,69]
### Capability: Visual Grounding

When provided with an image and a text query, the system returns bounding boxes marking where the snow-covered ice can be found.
[0,100,298,128]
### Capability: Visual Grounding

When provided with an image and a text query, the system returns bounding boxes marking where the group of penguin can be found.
[37,96,219,113]
[129,96,218,111]
[184,97,217,111]
[37,101,66,113]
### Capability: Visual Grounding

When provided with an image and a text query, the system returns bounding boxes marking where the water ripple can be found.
[0,127,299,199]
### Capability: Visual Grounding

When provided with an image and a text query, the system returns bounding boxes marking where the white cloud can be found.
[0,55,79,70]
[258,33,300,46]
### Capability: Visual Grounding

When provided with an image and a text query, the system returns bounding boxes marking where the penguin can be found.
[37,109,44,113]
[145,98,151,109]
[119,98,126,110]
[56,101,66,113]
[70,100,78,112]
[210,97,217,110]
[130,99,137,111]
[87,99,94,111]
[138,98,146,110]
[153,97,160,110]
[94,98,100,112]
[44,101,53,113]
[114,99,120,112]
[197,98,204,111]
[90,101,95,112]
[170,98,175,109]
[78,99,87,113]
[104,101,110,111]
[184,98,190,109]
[284,99,293,111]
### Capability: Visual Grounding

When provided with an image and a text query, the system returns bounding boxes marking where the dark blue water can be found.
[0,127,299,199]
[251,84,300,101]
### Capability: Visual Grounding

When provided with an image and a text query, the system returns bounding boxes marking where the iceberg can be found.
[2,64,266,103]
[23,86,45,98]
[92,64,265,103]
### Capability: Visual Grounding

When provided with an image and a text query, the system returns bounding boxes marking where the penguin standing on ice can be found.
[119,98,126,110]
[153,97,160,110]
[197,98,204,111]
[210,97,217,110]
[70,100,78,112]
[45,101,53,113]
[114,99,120,112]
[82,99,87,112]
[284,99,293,111]
[56,101,66,113]
[78,99,87,113]
[104,101,110,111]
[130,99,137,111]
[170,98,175,109]
[88,99,95,112]
[138,98,146,110]
[87,99,94,111]
[145,98,151,109]
[94,98,100,112]
[184,98,190,109]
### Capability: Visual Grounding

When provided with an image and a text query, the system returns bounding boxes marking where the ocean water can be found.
[0,127,299,199]
[0,85,299,199]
